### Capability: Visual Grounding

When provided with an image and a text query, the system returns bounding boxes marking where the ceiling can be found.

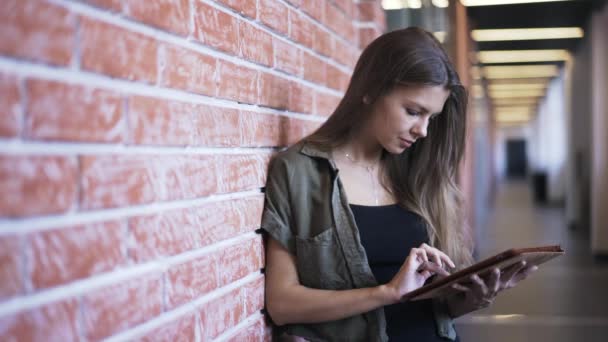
[466,0,605,125]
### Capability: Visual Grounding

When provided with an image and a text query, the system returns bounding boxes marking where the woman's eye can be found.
[406,109,420,116]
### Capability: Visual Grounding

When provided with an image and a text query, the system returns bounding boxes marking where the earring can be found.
[362,96,370,104]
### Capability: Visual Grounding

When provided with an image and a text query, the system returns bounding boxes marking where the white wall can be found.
[530,71,568,202]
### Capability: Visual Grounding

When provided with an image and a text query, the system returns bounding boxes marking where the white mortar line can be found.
[0,190,264,234]
[103,273,264,342]
[0,57,332,121]
[0,138,283,155]
[0,234,262,317]
[353,21,383,29]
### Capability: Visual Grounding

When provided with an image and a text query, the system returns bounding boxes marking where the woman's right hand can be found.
[384,243,456,304]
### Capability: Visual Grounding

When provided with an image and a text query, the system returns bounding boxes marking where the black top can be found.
[350,204,458,342]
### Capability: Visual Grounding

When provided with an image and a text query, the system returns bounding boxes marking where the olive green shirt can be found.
[261,142,458,342]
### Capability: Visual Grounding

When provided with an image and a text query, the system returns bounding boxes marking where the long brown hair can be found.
[305,27,473,267]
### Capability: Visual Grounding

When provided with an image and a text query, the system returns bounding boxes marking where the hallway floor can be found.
[454,181,608,342]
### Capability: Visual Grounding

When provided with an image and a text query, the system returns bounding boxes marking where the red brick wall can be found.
[0,0,385,340]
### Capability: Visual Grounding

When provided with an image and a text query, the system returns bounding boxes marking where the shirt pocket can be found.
[295,227,350,290]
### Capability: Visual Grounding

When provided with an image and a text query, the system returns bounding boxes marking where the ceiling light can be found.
[493,98,539,106]
[483,65,559,79]
[472,27,584,41]
[407,0,422,9]
[478,49,570,63]
[490,89,546,98]
[432,0,449,8]
[489,83,547,91]
[382,0,407,10]
[434,31,447,43]
[489,77,552,85]
[463,0,573,6]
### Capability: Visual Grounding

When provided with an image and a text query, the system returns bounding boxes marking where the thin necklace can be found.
[344,152,380,205]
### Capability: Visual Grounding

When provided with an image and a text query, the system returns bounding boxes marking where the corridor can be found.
[455,181,608,341]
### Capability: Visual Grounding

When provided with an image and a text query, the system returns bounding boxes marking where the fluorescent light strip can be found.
[478,49,570,63]
[463,0,573,7]
[483,65,559,79]
[490,90,546,98]
[472,27,584,41]
[489,83,547,91]
[381,0,422,9]
[489,77,552,84]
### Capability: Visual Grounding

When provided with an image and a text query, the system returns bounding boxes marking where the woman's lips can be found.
[399,138,413,147]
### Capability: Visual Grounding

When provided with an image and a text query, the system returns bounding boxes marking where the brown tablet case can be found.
[401,245,565,301]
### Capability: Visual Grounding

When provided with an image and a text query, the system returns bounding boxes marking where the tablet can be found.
[401,245,565,301]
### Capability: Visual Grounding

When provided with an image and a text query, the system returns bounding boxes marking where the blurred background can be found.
[0,0,607,341]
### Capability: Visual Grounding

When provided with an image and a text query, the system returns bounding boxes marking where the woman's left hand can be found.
[451,261,539,311]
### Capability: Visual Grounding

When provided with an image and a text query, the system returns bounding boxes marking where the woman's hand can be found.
[450,261,539,313]
[384,243,456,304]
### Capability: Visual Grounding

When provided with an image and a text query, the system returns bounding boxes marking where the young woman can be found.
[261,27,537,341]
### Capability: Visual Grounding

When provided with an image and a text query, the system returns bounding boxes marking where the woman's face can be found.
[366,84,450,154]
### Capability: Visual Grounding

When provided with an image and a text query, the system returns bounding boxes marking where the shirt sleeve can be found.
[261,155,297,255]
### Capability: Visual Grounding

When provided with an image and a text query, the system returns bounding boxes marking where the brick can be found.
[129,207,200,262]
[167,253,218,308]
[130,96,241,147]
[0,73,21,137]
[0,0,75,66]
[0,155,77,218]
[196,197,264,247]
[0,299,79,341]
[288,82,314,114]
[138,314,197,342]
[83,0,123,12]
[258,0,288,35]
[239,21,273,67]
[219,237,264,286]
[356,2,377,22]
[81,17,158,83]
[258,72,289,109]
[240,111,284,147]
[27,221,125,290]
[192,104,241,146]
[359,27,381,49]
[300,0,325,22]
[200,287,244,340]
[243,276,265,317]
[325,2,354,41]
[217,0,256,19]
[226,318,265,342]
[289,9,314,49]
[315,90,341,117]
[217,61,258,104]
[303,51,326,85]
[313,25,333,57]
[217,154,268,194]
[0,236,23,301]
[160,44,217,96]
[25,79,124,143]
[124,0,190,36]
[82,275,163,340]
[327,64,350,91]
[273,38,302,76]
[128,96,196,146]
[79,154,218,210]
[193,2,238,54]
[332,38,357,67]
[333,0,354,17]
